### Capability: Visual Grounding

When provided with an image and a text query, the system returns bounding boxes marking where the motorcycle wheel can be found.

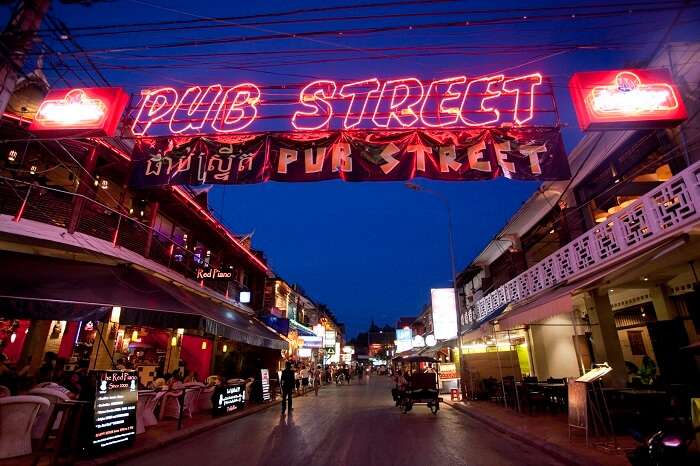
[430,403,439,415]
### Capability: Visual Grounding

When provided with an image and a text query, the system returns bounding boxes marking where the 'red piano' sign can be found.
[569,69,687,130]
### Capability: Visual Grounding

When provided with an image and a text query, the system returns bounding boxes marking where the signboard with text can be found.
[213,383,245,415]
[431,288,458,340]
[261,369,270,402]
[92,370,138,451]
[569,68,687,130]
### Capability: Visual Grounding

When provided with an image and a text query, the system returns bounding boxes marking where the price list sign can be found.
[92,370,138,450]
[261,369,271,402]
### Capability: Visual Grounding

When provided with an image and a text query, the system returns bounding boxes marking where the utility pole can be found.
[0,0,51,115]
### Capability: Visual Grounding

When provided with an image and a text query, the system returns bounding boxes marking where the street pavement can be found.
[120,375,565,466]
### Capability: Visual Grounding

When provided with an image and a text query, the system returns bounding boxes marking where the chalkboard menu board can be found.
[261,369,271,402]
[92,370,138,451]
[213,383,245,415]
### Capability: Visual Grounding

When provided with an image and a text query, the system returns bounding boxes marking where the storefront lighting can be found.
[29,165,37,175]
[425,334,437,346]
[201,340,207,350]
[129,208,134,215]
[239,291,251,304]
[94,176,100,187]
[643,277,649,282]
[139,210,144,217]
[222,344,228,352]
[131,330,138,341]
[100,179,109,190]
[110,306,121,323]
[171,336,177,347]
[7,149,17,162]
[10,332,16,343]
[176,328,184,335]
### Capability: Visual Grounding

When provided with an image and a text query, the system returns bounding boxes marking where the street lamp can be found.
[405,182,465,390]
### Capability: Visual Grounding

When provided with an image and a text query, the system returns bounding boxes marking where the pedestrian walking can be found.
[300,365,309,396]
[280,361,295,414]
[294,364,301,395]
[313,365,322,396]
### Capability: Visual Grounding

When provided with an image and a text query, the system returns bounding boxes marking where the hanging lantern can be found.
[171,336,177,347]
[29,165,37,175]
[131,330,138,341]
[10,332,16,343]
[201,340,207,350]
[100,179,109,190]
[222,344,228,353]
[7,149,17,162]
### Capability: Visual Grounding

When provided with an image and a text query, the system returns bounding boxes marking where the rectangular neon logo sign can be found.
[29,87,129,137]
[569,68,687,130]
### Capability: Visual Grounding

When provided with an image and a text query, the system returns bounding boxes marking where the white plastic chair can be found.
[27,387,71,439]
[159,390,184,420]
[0,396,50,459]
[136,392,158,434]
[182,387,201,418]
[198,386,215,412]
[0,384,10,397]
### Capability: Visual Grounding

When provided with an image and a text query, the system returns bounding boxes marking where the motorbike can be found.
[627,418,699,466]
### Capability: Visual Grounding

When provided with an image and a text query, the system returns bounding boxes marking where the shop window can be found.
[628,330,647,356]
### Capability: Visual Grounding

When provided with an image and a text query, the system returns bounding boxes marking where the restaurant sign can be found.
[130,127,570,186]
[194,266,233,281]
[213,383,245,415]
[569,68,687,130]
[261,369,271,402]
[92,370,138,451]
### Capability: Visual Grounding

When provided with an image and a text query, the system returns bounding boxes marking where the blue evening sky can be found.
[7,0,698,336]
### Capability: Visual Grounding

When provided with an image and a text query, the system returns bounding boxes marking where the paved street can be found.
[121,376,565,466]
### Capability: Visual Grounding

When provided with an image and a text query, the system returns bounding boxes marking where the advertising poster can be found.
[213,384,245,416]
[92,370,138,451]
[261,369,270,402]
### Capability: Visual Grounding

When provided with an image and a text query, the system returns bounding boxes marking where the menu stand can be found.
[568,363,616,448]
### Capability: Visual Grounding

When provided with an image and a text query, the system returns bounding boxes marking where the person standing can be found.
[313,365,322,396]
[300,365,310,395]
[280,361,295,414]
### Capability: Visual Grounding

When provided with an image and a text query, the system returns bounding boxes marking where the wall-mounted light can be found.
[201,340,207,350]
[240,291,251,304]
[222,344,228,352]
[131,330,138,341]
[10,332,16,343]
[171,336,177,347]
[110,306,121,323]
[100,179,109,190]
[7,149,17,162]
[29,165,37,175]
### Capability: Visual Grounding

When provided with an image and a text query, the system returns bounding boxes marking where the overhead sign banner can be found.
[300,335,323,348]
[130,128,569,187]
[569,68,687,130]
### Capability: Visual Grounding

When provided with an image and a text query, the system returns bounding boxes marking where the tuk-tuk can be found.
[392,355,440,414]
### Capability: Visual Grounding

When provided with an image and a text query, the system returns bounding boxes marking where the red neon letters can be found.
[132,83,261,136]
[131,73,544,136]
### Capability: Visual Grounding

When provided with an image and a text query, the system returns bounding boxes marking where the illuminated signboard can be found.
[324,330,336,348]
[213,383,245,415]
[569,69,687,130]
[130,72,553,136]
[261,369,270,402]
[298,347,313,358]
[30,87,129,137]
[396,327,413,353]
[92,370,138,451]
[300,335,323,348]
[431,288,458,340]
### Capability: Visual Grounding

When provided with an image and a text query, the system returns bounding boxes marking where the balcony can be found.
[0,178,248,306]
[472,160,700,324]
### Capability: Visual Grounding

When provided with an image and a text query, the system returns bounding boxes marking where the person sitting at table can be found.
[184,370,199,383]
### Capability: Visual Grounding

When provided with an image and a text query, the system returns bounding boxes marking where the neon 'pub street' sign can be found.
[130,73,549,136]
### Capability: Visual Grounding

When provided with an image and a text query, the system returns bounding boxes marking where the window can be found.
[627,330,647,356]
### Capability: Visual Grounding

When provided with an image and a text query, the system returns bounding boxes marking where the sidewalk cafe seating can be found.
[28,387,71,439]
[0,395,50,459]
[136,391,160,434]
[0,384,10,397]
[198,385,215,411]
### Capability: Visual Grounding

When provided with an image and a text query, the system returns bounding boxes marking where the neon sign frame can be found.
[130,72,553,137]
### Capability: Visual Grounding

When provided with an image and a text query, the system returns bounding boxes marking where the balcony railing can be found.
[0,176,244,301]
[472,160,700,325]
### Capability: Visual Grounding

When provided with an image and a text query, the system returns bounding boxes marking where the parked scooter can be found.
[627,418,699,466]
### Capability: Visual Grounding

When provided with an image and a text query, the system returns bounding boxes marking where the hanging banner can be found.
[131,128,569,186]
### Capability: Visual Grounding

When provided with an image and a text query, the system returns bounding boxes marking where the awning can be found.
[289,319,316,337]
[499,284,575,329]
[0,252,286,350]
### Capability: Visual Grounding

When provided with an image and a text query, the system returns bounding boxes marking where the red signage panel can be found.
[569,69,687,130]
[29,87,129,137]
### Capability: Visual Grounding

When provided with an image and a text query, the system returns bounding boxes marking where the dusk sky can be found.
[8,0,699,336]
